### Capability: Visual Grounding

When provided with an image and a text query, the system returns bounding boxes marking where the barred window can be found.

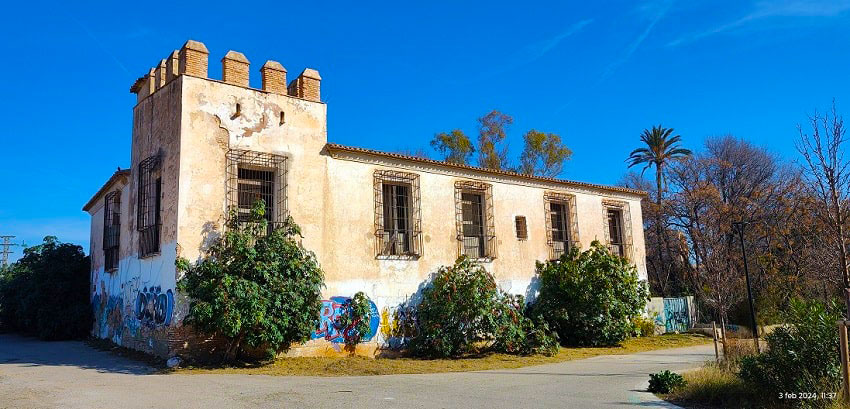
[515,216,528,240]
[455,181,495,259]
[137,155,161,258]
[374,170,421,258]
[602,200,633,260]
[103,191,121,272]
[226,150,287,233]
[607,209,625,257]
[544,192,579,260]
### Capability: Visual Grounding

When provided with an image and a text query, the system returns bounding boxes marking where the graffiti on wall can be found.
[663,297,690,333]
[135,286,175,327]
[311,296,380,343]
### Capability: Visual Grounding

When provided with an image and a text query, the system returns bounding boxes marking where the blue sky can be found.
[1,0,849,260]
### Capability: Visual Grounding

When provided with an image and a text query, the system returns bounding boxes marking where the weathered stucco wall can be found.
[89,77,187,357]
[176,75,328,262]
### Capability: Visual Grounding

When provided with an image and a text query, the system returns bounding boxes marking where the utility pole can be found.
[732,221,760,353]
[0,236,23,268]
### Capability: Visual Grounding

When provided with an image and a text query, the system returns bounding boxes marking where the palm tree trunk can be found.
[655,165,665,296]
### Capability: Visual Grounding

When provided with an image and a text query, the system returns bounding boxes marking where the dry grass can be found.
[664,365,753,408]
[176,333,710,377]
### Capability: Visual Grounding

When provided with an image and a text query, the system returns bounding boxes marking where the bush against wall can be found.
[177,201,324,360]
[530,241,649,346]
[0,236,92,340]
[739,299,841,407]
[336,291,372,353]
[408,257,557,358]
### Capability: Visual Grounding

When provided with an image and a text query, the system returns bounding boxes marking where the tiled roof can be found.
[324,143,647,197]
[82,169,130,212]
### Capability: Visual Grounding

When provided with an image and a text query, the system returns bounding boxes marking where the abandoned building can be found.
[83,40,648,358]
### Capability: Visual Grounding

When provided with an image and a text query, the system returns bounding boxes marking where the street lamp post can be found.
[732,221,760,353]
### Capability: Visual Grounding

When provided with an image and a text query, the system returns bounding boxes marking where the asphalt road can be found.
[0,334,713,408]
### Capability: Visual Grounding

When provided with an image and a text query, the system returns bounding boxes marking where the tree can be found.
[0,236,91,340]
[519,129,572,177]
[477,110,513,170]
[797,101,850,318]
[626,125,691,297]
[430,129,475,165]
[177,201,325,361]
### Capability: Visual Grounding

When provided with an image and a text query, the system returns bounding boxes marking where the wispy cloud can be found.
[554,2,671,114]
[523,19,595,64]
[460,19,593,83]
[669,0,850,46]
[601,0,673,81]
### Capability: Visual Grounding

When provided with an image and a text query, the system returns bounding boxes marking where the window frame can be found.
[454,181,496,260]
[374,170,422,259]
[103,190,121,272]
[226,149,288,233]
[544,192,579,260]
[602,199,633,260]
[137,155,161,258]
[514,216,528,240]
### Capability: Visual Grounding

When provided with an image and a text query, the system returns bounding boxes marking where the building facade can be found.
[83,40,648,358]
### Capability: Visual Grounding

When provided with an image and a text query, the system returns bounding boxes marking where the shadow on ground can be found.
[0,334,154,375]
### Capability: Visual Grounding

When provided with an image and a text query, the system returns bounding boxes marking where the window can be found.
[455,181,495,259]
[226,150,287,233]
[515,216,528,240]
[544,192,579,260]
[137,155,161,257]
[374,170,421,258]
[103,191,120,271]
[603,200,632,259]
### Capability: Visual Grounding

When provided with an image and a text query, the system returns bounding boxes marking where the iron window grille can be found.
[544,192,579,260]
[374,170,422,259]
[455,181,496,260]
[602,200,633,260]
[515,216,528,240]
[226,149,288,234]
[137,155,161,258]
[103,191,121,272]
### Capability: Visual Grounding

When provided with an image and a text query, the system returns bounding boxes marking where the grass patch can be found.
[176,333,709,377]
[664,365,754,409]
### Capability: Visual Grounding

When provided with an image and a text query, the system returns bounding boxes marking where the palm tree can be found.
[627,125,691,296]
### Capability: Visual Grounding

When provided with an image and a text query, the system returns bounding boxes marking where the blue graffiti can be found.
[134,286,174,326]
[311,296,380,343]
[663,297,690,333]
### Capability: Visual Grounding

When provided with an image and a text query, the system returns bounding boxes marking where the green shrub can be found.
[0,237,91,340]
[648,370,687,393]
[738,299,841,408]
[337,291,372,353]
[492,294,559,356]
[633,313,658,337]
[530,241,649,346]
[408,257,558,358]
[177,201,324,361]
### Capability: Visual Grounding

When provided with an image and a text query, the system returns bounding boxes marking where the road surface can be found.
[0,334,711,408]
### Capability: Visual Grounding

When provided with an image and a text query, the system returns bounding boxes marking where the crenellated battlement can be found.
[129,40,322,103]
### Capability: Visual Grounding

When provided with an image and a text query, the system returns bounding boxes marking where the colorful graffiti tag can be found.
[311,296,380,343]
[662,297,690,333]
[135,286,174,327]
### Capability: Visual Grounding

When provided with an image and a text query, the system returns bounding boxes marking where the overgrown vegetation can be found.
[658,299,842,409]
[530,242,649,346]
[739,299,841,408]
[176,201,324,361]
[0,237,91,340]
[407,257,558,358]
